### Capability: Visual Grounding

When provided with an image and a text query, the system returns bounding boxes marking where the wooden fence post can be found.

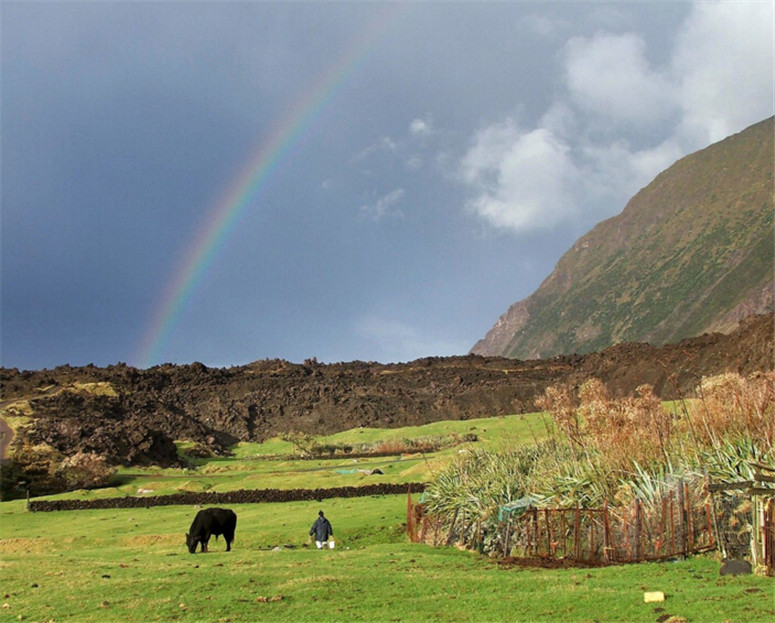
[623,503,631,562]
[533,509,540,557]
[766,498,775,575]
[574,508,582,561]
[635,499,643,561]
[678,480,687,559]
[669,490,677,556]
[526,509,532,556]
[685,481,694,553]
[545,508,553,557]
[560,510,567,559]
[603,501,614,563]
[657,495,667,557]
[704,497,714,549]
[704,471,724,557]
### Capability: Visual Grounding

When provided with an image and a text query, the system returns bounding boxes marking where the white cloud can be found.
[564,32,676,127]
[405,155,423,170]
[523,13,565,38]
[360,188,405,221]
[409,116,433,137]
[578,138,683,207]
[457,0,774,235]
[460,121,578,232]
[351,115,441,175]
[351,136,398,163]
[673,1,774,146]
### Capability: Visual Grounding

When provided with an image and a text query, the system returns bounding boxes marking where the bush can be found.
[55,452,116,490]
[0,444,116,500]
[0,443,66,500]
[279,431,318,457]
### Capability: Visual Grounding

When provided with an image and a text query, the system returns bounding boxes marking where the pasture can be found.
[1,413,772,622]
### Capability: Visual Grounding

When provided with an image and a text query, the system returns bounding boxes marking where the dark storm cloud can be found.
[2,2,771,369]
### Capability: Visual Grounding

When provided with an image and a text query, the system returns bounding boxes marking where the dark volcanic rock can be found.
[2,313,772,468]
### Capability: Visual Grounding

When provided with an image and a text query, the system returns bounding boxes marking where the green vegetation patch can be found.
[1,496,771,623]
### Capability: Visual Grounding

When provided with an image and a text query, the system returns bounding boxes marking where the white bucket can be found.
[328,540,335,549]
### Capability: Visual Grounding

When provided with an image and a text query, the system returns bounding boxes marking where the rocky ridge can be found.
[2,312,772,468]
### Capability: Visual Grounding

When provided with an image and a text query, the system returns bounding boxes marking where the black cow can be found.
[186,507,237,554]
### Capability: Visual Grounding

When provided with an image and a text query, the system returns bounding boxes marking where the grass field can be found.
[1,413,773,622]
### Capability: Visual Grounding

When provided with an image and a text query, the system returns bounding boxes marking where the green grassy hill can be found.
[472,117,774,359]
[1,412,772,623]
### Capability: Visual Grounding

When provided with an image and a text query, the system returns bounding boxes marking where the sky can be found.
[2,1,773,371]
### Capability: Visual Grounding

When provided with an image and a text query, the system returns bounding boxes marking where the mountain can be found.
[471,117,774,360]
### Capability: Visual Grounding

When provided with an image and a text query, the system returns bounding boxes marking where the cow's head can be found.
[186,533,198,554]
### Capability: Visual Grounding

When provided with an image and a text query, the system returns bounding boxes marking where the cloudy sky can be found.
[2,1,772,370]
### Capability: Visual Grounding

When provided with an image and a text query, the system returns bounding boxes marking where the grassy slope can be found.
[1,497,772,623]
[501,116,774,359]
[1,413,772,623]
[93,413,549,498]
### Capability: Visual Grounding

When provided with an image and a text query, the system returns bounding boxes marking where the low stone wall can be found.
[28,482,426,512]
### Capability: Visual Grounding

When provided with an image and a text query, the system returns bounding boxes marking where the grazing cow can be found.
[186,507,237,554]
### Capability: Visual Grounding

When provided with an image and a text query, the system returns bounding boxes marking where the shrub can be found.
[279,431,319,457]
[55,452,116,490]
[692,371,774,451]
[0,442,66,500]
[1,444,117,500]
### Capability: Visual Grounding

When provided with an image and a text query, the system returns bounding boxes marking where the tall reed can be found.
[423,371,774,555]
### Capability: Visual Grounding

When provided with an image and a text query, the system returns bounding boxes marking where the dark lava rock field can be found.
[1,313,772,468]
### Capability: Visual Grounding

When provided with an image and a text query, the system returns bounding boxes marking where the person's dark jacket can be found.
[310,516,333,541]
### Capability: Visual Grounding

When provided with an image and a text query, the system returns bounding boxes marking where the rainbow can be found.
[136,5,409,368]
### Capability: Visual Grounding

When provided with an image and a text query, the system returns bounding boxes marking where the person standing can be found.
[309,510,333,549]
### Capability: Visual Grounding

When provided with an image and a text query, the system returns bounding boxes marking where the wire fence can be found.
[408,482,718,565]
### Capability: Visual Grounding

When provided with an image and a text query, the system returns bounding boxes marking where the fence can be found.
[506,489,715,563]
[408,482,716,565]
[708,463,775,576]
[764,498,775,574]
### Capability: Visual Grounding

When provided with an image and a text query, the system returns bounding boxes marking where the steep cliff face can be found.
[471,117,774,359]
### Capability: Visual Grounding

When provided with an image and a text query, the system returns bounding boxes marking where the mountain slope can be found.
[471,117,774,359]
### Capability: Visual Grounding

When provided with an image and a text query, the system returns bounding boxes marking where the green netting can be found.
[498,496,542,521]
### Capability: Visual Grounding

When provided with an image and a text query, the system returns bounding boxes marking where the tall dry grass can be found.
[691,371,774,450]
[539,372,773,480]
[424,371,774,548]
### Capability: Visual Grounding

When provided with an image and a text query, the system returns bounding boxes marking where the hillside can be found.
[471,117,774,359]
[1,312,772,468]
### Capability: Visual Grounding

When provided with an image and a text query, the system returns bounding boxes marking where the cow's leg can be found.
[202,532,211,552]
